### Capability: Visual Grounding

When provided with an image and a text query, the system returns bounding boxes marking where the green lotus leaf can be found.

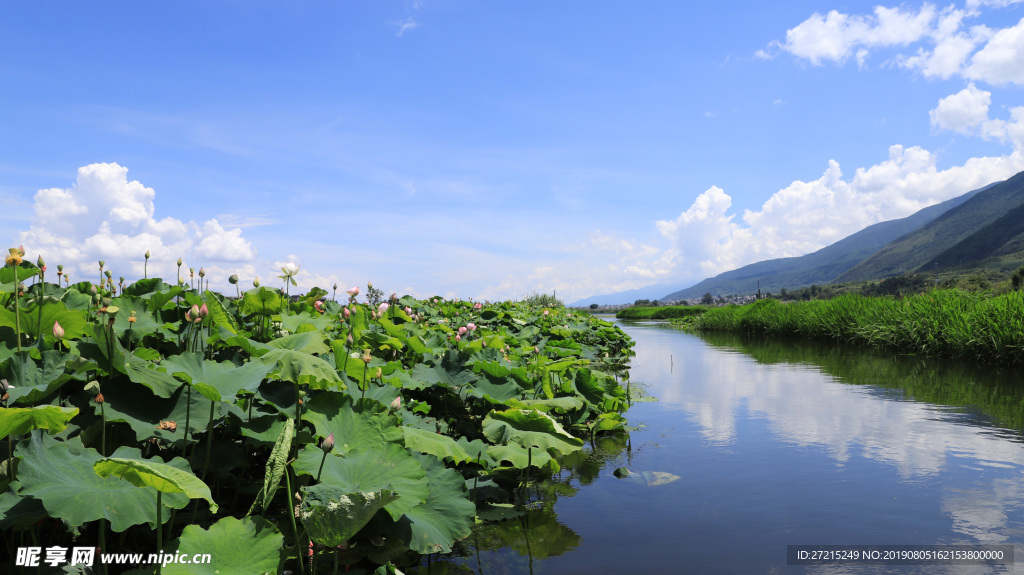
[389,452,474,554]
[99,378,231,443]
[240,286,284,316]
[402,426,473,464]
[163,516,284,575]
[17,432,190,531]
[409,363,477,389]
[265,330,331,355]
[0,300,90,341]
[293,443,427,519]
[1,350,75,405]
[121,278,169,297]
[0,261,39,283]
[504,396,585,413]
[123,350,183,398]
[0,483,48,529]
[485,443,554,470]
[302,392,402,455]
[201,290,240,334]
[467,374,523,403]
[93,456,217,512]
[145,285,185,313]
[300,483,399,546]
[161,352,274,402]
[107,296,161,342]
[0,405,79,439]
[279,311,336,334]
[261,348,343,389]
[471,360,512,378]
[482,409,583,456]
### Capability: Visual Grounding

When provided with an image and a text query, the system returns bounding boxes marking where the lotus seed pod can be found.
[362,350,372,364]
[57,264,64,272]
[228,274,239,285]
[104,270,112,279]
[98,260,105,268]
[94,392,105,404]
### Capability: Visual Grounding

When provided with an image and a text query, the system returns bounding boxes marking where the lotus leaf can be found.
[388,452,474,554]
[248,417,293,515]
[241,286,284,316]
[303,392,402,454]
[2,350,75,404]
[402,426,473,464]
[482,409,583,456]
[300,483,399,546]
[17,432,190,531]
[0,300,89,341]
[163,516,284,575]
[93,456,217,512]
[0,405,78,439]
[161,352,274,402]
[261,348,343,389]
[293,443,427,519]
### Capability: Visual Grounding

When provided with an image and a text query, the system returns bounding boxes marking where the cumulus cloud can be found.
[965,17,1024,83]
[18,163,257,285]
[930,84,1024,145]
[766,5,937,65]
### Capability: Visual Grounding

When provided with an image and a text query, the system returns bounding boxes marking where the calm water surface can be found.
[418,318,1024,574]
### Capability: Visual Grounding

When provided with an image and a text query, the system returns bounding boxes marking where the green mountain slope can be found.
[919,200,1024,271]
[662,184,988,301]
[835,172,1024,283]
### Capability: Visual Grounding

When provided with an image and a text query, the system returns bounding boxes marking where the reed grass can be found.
[616,305,707,320]
[688,290,1024,365]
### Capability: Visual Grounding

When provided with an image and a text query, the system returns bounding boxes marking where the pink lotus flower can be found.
[467,322,476,331]
[347,286,359,296]
[314,301,324,313]
[53,320,64,339]
[458,326,467,334]
[404,306,412,315]
[543,310,549,316]
[185,310,192,323]
[474,302,482,309]
[455,334,461,342]
[199,303,209,318]
[378,302,389,315]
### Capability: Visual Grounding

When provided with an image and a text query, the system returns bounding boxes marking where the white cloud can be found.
[774,5,937,65]
[930,84,1024,145]
[965,17,1024,84]
[18,163,257,286]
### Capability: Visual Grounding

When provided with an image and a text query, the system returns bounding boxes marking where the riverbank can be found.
[672,289,1024,366]
[615,305,706,320]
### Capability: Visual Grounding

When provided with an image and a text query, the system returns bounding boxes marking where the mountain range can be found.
[573,172,1024,306]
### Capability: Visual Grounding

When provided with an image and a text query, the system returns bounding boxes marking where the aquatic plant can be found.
[0,251,635,573]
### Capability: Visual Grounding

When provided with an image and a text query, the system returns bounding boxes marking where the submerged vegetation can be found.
[674,290,1024,366]
[0,250,635,574]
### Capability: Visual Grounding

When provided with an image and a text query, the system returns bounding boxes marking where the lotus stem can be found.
[156,492,163,574]
[316,451,328,483]
[284,465,306,575]
[201,400,215,481]
[13,287,22,352]
[183,385,192,455]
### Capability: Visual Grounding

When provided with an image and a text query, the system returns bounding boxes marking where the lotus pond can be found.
[0,256,635,574]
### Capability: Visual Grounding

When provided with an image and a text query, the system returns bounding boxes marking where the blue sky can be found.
[3,1,1024,302]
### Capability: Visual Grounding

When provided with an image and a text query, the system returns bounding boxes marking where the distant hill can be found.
[571,282,683,307]
[661,184,987,301]
[835,173,1024,283]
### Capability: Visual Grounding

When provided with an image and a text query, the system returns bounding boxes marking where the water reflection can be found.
[415,321,1024,574]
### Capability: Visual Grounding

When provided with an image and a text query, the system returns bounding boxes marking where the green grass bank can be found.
[675,290,1024,366]
[616,305,707,320]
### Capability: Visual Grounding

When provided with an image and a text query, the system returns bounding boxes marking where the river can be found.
[415,318,1024,574]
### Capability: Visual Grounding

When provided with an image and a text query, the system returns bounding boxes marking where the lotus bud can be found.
[228,273,239,285]
[190,304,201,319]
[185,309,192,323]
[347,286,359,297]
[467,322,477,331]
[178,278,184,286]
[145,250,151,260]
[390,395,402,411]
[390,293,397,303]
[378,302,389,315]
[253,277,260,287]
[93,293,102,303]
[405,306,412,315]
[314,300,324,313]
[455,334,461,342]
[199,303,209,318]
[177,257,182,267]
[189,267,194,276]
[346,333,353,345]
[321,433,335,454]
[343,307,350,319]
[333,282,338,291]
[199,267,206,278]
[458,326,467,334]
[90,285,98,295]
[18,245,25,256]
[53,320,64,339]
[534,346,539,353]
[367,281,373,289]
[482,339,487,347]
[37,255,45,268]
